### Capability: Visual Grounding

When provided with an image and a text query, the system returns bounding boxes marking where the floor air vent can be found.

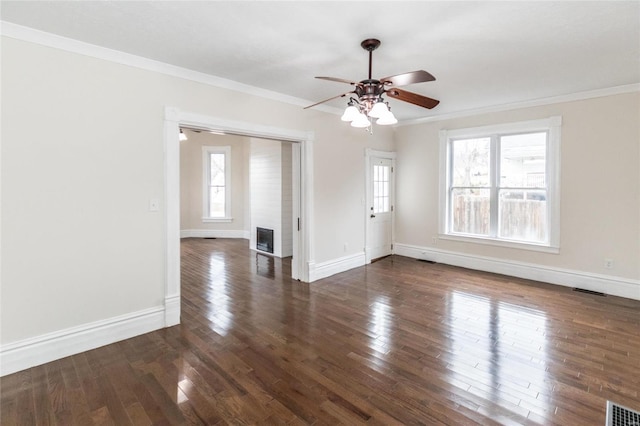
[417,259,435,264]
[606,401,640,426]
[573,288,606,296]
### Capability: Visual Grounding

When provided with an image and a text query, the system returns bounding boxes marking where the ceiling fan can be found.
[304,38,439,127]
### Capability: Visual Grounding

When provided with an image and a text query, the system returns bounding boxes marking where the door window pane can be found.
[373,164,391,213]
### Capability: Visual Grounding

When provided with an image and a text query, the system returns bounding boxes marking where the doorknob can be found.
[370,214,376,218]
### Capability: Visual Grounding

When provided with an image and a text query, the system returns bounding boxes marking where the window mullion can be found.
[489,135,499,238]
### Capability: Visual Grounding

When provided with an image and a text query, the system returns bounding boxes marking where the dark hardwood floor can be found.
[2,238,639,425]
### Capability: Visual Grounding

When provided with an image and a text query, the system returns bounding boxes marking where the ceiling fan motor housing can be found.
[356,79,384,100]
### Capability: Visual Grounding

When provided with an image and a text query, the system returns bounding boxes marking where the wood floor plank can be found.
[30,364,55,426]
[46,360,75,425]
[98,371,134,425]
[2,238,640,425]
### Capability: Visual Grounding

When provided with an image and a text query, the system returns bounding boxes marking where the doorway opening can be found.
[179,131,294,259]
[163,107,314,327]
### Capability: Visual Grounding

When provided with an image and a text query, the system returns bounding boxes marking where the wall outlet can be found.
[604,258,614,269]
[344,242,348,252]
[432,237,438,244]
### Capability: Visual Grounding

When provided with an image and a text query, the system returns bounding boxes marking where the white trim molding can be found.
[202,217,233,223]
[0,306,166,377]
[308,252,366,282]
[400,84,640,126]
[164,295,181,327]
[2,21,636,128]
[0,21,341,116]
[165,106,315,299]
[394,243,640,301]
[439,116,562,252]
[180,229,249,239]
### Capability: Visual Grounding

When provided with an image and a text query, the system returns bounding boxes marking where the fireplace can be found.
[256,227,274,254]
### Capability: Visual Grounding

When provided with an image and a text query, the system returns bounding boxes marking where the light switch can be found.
[149,198,159,212]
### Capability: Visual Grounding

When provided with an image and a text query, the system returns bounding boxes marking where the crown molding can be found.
[0,21,342,116]
[398,83,640,127]
[3,21,636,126]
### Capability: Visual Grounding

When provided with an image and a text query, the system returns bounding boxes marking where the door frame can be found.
[163,107,314,326]
[365,148,396,264]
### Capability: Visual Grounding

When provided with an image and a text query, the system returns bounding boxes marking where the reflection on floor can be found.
[1,237,639,425]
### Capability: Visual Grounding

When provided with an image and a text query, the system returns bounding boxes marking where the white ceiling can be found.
[2,1,639,122]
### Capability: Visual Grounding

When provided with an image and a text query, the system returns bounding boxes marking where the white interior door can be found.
[367,155,394,262]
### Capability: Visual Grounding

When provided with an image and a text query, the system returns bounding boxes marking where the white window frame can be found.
[202,145,232,223]
[439,116,561,253]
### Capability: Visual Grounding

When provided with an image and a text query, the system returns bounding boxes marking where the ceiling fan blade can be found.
[304,91,354,109]
[386,88,440,109]
[315,76,360,86]
[381,70,435,87]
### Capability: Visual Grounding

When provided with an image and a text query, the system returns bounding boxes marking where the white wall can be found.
[180,130,249,238]
[248,139,293,258]
[281,142,293,258]
[394,92,640,298]
[0,33,394,374]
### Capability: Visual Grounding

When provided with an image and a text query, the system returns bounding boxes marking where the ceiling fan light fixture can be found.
[368,100,389,118]
[376,110,398,125]
[341,105,360,122]
[351,112,371,128]
[304,38,439,130]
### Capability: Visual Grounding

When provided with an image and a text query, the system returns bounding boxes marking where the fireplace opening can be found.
[256,227,274,254]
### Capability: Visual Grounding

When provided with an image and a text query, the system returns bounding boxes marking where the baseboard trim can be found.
[308,252,366,282]
[394,243,640,300]
[164,294,181,327]
[180,229,249,239]
[0,305,166,377]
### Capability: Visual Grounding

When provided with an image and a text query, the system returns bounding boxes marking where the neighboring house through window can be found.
[203,145,232,222]
[439,117,561,252]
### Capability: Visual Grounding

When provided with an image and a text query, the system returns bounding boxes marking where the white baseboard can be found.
[394,243,640,301]
[180,229,249,239]
[309,252,366,282]
[164,294,181,327]
[0,305,166,377]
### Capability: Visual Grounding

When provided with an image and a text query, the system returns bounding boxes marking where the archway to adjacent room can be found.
[163,107,314,326]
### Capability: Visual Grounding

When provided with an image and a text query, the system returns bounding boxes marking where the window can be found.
[373,162,392,213]
[440,117,561,252]
[202,146,231,222]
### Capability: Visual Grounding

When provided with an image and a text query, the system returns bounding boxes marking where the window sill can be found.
[202,217,233,223]
[439,234,559,254]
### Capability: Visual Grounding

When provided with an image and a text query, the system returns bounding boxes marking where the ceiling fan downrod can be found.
[360,38,381,80]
